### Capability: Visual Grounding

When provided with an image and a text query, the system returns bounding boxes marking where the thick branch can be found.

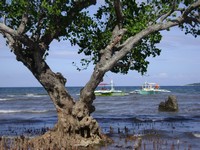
[184,16,200,24]
[79,28,126,113]
[100,28,127,66]
[4,33,15,49]
[0,24,45,72]
[104,22,181,71]
[182,0,200,18]
[103,1,200,71]
[0,23,17,35]
[114,0,124,28]
[0,22,36,48]
[17,13,28,35]
[77,65,105,115]
[73,0,96,9]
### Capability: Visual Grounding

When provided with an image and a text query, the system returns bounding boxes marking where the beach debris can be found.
[133,137,142,150]
[117,128,120,134]
[124,126,129,134]
[109,126,114,134]
[158,95,179,112]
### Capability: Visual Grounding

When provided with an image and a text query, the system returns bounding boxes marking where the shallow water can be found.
[0,86,200,149]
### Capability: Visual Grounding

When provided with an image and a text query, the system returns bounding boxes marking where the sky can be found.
[0,3,200,87]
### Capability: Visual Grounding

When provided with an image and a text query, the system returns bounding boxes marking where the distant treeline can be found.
[186,83,200,86]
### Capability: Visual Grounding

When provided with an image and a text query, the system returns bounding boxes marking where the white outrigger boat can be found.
[95,80,128,96]
[130,82,171,95]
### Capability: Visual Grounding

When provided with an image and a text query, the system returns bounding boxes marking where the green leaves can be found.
[74,0,199,75]
[127,32,162,75]
[75,0,163,75]
[1,0,199,76]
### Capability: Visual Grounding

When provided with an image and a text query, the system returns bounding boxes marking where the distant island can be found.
[186,83,200,86]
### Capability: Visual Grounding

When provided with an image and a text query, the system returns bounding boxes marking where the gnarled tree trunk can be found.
[1,0,199,149]
[0,4,110,148]
[25,60,109,149]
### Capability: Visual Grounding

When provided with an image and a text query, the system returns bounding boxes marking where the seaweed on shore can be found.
[0,125,196,150]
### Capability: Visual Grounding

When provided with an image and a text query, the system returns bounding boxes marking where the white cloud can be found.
[157,72,168,78]
[160,28,200,49]
[98,0,105,5]
[51,50,77,57]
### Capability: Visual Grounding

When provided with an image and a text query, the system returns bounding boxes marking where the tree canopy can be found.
[0,0,200,148]
[1,0,199,77]
[68,0,200,74]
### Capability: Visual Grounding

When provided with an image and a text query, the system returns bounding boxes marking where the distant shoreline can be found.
[185,83,200,86]
[0,83,200,89]
[0,85,199,88]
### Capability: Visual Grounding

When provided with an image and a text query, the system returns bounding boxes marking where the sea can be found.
[0,86,200,149]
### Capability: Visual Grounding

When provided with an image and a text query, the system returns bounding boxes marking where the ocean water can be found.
[0,86,200,149]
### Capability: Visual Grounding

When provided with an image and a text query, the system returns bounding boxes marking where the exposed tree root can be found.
[0,130,112,150]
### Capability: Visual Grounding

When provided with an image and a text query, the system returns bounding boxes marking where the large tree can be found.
[0,0,200,148]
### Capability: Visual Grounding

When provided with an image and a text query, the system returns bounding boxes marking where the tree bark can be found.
[0,0,110,147]
[1,29,108,147]
[27,61,109,148]
[1,0,200,148]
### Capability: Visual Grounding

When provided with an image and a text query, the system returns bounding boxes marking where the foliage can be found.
[0,0,94,56]
[71,0,199,75]
[0,0,200,75]
[68,0,163,74]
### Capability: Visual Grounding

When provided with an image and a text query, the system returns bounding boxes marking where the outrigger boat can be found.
[94,80,128,96]
[130,82,171,95]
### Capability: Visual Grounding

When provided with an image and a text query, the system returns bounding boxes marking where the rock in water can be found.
[158,95,178,112]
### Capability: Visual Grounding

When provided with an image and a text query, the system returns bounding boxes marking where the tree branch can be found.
[99,0,126,65]
[103,0,200,71]
[0,23,17,36]
[104,21,181,71]
[73,0,96,10]
[182,0,200,18]
[17,13,28,35]
[0,22,40,58]
[2,15,6,24]
[4,32,15,49]
[184,16,200,24]
[160,0,176,22]
[40,0,97,47]
[114,0,124,28]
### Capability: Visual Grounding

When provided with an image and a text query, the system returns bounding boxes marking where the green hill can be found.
[186,83,200,86]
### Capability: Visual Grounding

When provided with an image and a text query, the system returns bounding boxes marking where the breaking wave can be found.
[0,98,13,101]
[0,109,53,114]
[193,133,200,138]
[25,93,48,98]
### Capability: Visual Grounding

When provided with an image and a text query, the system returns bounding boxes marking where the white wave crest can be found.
[0,109,50,114]
[26,93,47,98]
[193,133,200,138]
[0,98,12,101]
